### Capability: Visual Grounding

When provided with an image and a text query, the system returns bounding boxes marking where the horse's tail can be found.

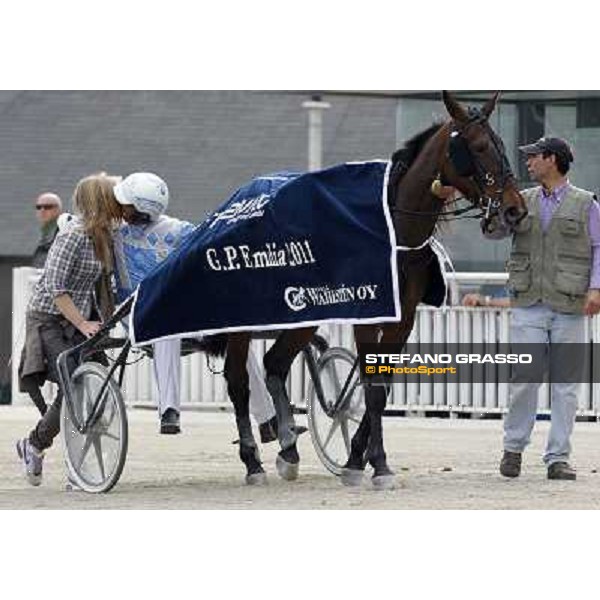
[198,334,228,357]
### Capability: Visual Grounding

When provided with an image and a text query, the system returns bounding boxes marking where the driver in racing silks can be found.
[110,172,279,437]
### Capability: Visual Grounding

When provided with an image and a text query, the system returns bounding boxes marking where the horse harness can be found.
[447,107,515,220]
[390,107,515,224]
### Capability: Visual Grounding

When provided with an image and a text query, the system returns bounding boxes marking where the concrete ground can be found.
[2,406,600,509]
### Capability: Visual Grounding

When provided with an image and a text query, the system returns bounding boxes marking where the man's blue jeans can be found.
[504,304,585,466]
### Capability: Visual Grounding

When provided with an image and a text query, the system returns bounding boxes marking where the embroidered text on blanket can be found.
[208,194,272,229]
[206,239,317,271]
[284,283,379,312]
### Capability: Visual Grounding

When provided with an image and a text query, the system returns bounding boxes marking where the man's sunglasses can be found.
[35,204,58,211]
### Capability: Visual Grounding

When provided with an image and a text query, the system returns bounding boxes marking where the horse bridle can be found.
[448,109,515,221]
[392,109,516,223]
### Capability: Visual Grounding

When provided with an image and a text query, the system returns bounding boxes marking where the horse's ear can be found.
[481,91,500,119]
[442,91,468,123]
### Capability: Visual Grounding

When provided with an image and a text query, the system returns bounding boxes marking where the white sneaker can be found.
[16,438,45,486]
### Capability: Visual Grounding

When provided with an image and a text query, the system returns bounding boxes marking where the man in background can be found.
[32,193,62,268]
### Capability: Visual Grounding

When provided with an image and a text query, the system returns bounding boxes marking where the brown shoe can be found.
[547,462,576,481]
[500,451,522,478]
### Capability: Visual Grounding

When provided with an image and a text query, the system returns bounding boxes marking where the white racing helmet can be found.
[113,172,169,221]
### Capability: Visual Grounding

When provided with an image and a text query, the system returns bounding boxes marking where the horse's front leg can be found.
[224,332,266,485]
[342,374,393,489]
[263,327,317,481]
[341,384,394,489]
[340,407,370,487]
[342,322,412,490]
[365,382,395,489]
[365,320,416,490]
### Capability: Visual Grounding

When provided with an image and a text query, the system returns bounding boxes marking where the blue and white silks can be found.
[114,215,196,304]
[131,161,439,346]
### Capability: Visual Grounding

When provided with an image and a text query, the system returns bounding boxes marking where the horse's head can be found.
[440,91,527,234]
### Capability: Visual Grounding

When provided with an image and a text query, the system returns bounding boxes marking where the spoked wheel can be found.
[61,362,128,493]
[307,347,365,476]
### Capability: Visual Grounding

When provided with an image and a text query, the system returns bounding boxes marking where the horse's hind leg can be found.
[225,333,266,485]
[263,326,317,481]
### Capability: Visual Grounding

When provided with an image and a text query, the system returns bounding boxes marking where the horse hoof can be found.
[340,468,364,487]
[372,474,396,491]
[246,472,268,486]
[276,454,299,481]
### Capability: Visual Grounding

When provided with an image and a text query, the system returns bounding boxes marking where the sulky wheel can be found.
[307,347,365,476]
[61,362,128,493]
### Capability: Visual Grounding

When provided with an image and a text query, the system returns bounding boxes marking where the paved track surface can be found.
[2,406,600,509]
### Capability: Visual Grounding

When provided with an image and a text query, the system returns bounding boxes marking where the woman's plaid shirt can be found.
[28,227,102,317]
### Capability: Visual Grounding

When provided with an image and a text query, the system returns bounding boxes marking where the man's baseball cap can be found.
[518,137,574,163]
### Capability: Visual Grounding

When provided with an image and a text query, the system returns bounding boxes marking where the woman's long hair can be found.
[72,173,123,272]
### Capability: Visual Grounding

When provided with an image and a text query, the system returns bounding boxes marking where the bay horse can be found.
[222,91,527,487]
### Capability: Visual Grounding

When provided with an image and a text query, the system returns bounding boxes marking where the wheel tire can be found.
[61,362,128,493]
[307,347,365,476]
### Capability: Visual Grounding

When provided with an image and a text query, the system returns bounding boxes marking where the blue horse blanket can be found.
[130,161,402,345]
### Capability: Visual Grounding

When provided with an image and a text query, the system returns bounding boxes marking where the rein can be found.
[390,197,486,222]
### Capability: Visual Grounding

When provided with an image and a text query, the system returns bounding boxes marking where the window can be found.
[576,99,600,128]
[517,102,545,182]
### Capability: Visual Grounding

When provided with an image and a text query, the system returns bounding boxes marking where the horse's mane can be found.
[388,121,450,231]
[391,122,443,170]
[388,122,444,192]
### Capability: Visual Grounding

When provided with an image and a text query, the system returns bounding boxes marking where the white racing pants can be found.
[152,338,276,424]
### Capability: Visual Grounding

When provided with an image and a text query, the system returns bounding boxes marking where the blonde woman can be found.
[16,173,123,486]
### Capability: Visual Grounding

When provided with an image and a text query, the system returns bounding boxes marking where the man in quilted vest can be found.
[490,137,600,480]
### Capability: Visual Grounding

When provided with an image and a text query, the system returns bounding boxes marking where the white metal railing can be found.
[445,272,508,305]
[382,306,599,416]
[11,267,600,415]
